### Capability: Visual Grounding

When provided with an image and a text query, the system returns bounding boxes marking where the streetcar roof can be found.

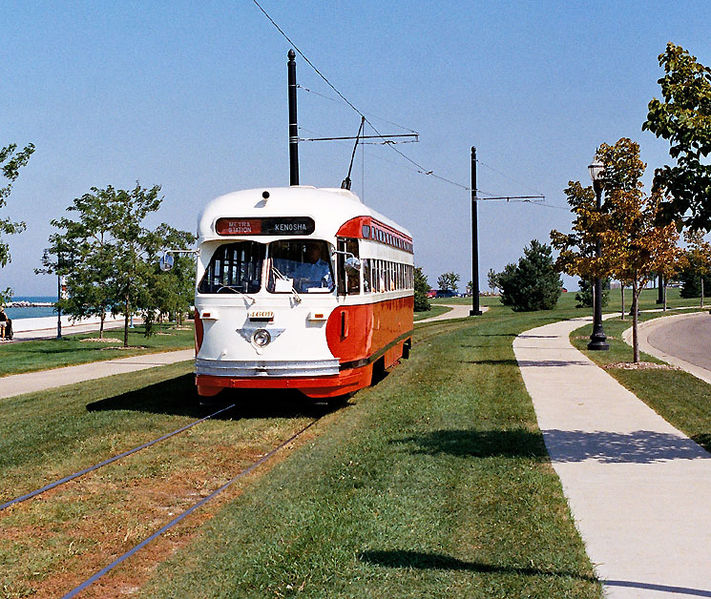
[197,186,412,243]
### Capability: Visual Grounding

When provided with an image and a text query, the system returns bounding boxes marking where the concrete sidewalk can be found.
[0,349,194,399]
[514,317,711,598]
[416,303,488,323]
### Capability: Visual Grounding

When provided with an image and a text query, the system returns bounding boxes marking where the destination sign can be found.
[216,217,315,236]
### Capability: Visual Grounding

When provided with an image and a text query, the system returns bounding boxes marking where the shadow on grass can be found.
[692,433,711,453]
[462,359,519,367]
[462,359,589,367]
[86,374,339,419]
[358,550,597,583]
[397,428,711,464]
[393,428,548,459]
[473,333,517,338]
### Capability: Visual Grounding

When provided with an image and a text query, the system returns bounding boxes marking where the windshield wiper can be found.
[271,266,302,304]
[215,285,256,305]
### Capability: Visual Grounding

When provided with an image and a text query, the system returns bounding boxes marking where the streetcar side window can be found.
[198,241,265,294]
[336,238,360,295]
[363,260,414,293]
[268,240,334,293]
[362,259,371,293]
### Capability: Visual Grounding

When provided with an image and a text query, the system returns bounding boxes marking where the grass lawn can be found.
[0,323,194,377]
[136,305,601,598]
[1,295,613,598]
[0,363,324,598]
[570,298,711,453]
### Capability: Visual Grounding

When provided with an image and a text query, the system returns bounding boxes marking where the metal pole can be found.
[587,181,609,350]
[287,49,299,186]
[470,147,482,316]
[56,255,62,339]
[656,274,664,304]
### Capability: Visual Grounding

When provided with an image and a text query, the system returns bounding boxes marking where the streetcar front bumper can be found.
[195,357,340,378]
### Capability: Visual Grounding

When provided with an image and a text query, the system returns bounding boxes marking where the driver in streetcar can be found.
[295,243,332,290]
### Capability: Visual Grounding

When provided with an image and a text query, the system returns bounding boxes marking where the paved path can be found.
[0,349,194,399]
[416,303,488,323]
[514,317,711,598]
[625,311,711,386]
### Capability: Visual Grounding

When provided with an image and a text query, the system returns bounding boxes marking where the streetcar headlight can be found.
[252,329,271,347]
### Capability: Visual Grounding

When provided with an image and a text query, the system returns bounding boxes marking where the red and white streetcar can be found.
[193,185,414,399]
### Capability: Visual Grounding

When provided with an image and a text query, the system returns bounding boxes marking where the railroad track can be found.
[60,417,321,598]
[0,403,237,512]
[1,399,326,598]
[2,317,472,597]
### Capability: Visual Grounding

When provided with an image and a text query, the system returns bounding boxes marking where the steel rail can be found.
[61,418,320,599]
[0,403,236,511]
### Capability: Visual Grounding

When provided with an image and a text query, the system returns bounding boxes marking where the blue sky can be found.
[2,0,711,295]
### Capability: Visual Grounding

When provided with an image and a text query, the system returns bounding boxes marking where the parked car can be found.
[435,289,458,298]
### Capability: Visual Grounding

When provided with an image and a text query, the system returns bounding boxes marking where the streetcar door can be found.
[336,238,360,296]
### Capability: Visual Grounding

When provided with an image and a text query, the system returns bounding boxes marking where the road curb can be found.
[621,311,711,386]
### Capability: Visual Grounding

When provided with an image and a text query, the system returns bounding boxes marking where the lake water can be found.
[5,296,57,320]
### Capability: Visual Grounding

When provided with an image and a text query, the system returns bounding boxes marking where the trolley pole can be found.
[287,49,300,186]
[470,146,482,316]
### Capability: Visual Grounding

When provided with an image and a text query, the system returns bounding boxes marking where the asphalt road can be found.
[646,311,711,372]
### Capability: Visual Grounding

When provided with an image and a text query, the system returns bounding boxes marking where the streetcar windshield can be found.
[268,240,334,293]
[198,241,265,294]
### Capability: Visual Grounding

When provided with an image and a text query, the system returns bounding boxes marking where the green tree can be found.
[678,266,711,299]
[643,43,711,229]
[39,183,195,346]
[0,141,34,303]
[486,268,499,294]
[37,187,118,337]
[594,139,683,362]
[681,229,711,308]
[414,266,431,312]
[575,278,609,309]
[497,240,561,311]
[152,252,196,325]
[136,224,196,333]
[109,184,196,344]
[436,271,460,292]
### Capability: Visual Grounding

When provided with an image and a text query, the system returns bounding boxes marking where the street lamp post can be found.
[56,251,64,339]
[587,158,609,351]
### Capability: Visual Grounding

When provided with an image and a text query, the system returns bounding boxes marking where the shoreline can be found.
[7,301,54,308]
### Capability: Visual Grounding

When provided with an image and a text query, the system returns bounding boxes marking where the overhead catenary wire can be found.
[252,0,550,201]
[251,0,468,189]
[297,84,418,135]
[477,159,546,197]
